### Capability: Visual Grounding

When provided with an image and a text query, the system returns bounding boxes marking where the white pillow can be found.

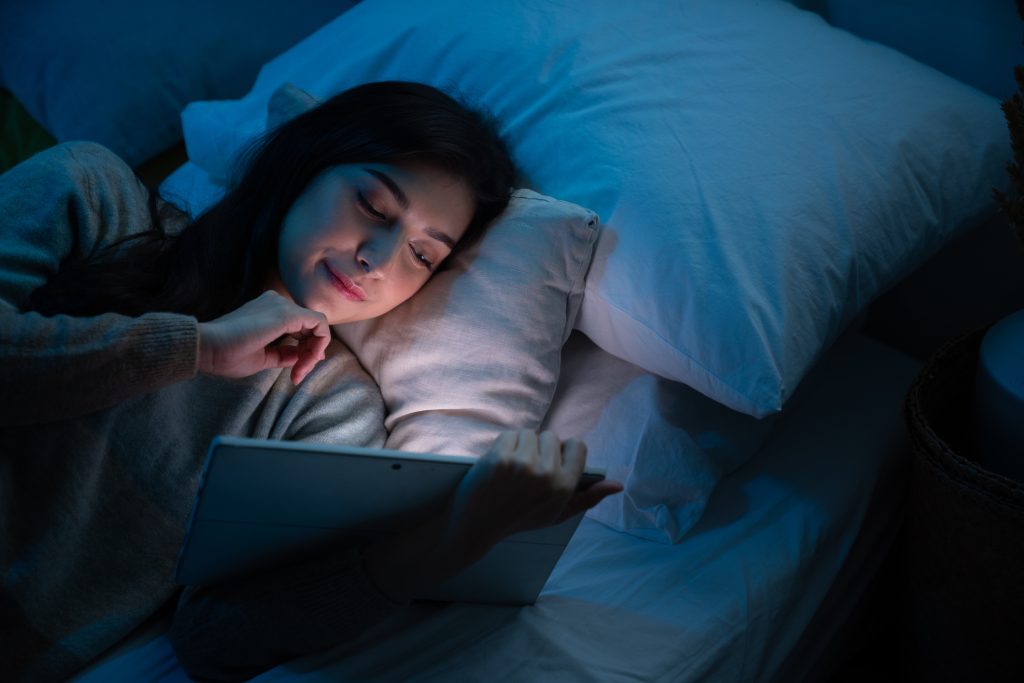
[175,0,1007,418]
[333,190,599,456]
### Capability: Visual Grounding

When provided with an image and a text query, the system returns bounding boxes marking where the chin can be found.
[328,310,379,326]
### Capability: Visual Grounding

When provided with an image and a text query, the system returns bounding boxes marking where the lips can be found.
[323,261,367,302]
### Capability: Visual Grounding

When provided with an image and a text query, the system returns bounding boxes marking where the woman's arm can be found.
[0,143,331,427]
[0,309,200,427]
[0,142,202,426]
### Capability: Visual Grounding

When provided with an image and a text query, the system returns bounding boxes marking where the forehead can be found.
[384,160,466,194]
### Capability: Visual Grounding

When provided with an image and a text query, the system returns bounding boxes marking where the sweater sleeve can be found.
[170,546,402,682]
[0,142,199,427]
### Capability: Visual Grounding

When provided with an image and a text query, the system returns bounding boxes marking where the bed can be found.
[1,0,1019,681]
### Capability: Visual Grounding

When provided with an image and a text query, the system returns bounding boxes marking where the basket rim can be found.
[905,327,1024,512]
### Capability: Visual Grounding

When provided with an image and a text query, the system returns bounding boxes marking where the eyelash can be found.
[357,191,433,271]
[356,192,387,221]
[409,244,434,271]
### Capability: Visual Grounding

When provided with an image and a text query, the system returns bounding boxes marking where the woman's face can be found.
[274,162,475,324]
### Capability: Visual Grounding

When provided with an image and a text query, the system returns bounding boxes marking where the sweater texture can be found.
[0,143,392,681]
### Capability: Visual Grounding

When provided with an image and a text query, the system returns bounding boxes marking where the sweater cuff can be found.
[133,312,199,385]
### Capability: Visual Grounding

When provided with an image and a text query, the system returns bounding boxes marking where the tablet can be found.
[174,435,605,605]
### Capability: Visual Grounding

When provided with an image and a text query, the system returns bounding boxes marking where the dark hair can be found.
[26,81,515,320]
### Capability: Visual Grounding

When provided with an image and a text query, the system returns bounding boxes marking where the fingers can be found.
[312,324,331,357]
[484,430,519,462]
[463,428,624,538]
[265,344,300,369]
[490,430,584,482]
[290,353,319,385]
[262,341,324,386]
[538,430,559,472]
[256,291,331,385]
[516,429,539,468]
[273,290,329,332]
[199,290,336,382]
[289,332,329,385]
[561,438,587,481]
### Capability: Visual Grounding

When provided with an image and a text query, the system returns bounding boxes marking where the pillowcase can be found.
[174,0,1007,417]
[333,190,599,456]
[0,1,356,166]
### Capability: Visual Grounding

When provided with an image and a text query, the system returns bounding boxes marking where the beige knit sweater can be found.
[0,142,393,682]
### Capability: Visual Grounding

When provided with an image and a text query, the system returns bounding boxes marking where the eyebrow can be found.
[424,227,457,249]
[363,168,409,211]
[363,167,458,250]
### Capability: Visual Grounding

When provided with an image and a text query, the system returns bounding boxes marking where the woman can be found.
[0,81,621,681]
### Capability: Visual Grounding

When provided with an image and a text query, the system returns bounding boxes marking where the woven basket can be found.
[902,328,1024,682]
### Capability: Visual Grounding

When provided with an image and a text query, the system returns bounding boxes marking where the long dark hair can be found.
[25,81,515,320]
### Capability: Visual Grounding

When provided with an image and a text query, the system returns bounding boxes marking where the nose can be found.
[356,226,401,277]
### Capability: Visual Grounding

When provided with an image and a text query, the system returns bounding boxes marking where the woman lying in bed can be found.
[0,81,622,682]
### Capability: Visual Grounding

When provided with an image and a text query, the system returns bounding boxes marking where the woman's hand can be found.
[197,290,331,385]
[442,430,623,562]
[363,430,623,604]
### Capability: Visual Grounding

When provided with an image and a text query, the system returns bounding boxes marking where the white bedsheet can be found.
[74,332,919,682]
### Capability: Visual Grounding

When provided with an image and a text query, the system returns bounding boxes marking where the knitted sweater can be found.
[0,143,393,682]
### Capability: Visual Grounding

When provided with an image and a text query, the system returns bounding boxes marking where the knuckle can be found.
[493,458,518,474]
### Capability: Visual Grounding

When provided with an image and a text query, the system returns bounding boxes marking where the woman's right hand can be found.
[196,290,331,385]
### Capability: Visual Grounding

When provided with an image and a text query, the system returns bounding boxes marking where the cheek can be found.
[384,270,433,308]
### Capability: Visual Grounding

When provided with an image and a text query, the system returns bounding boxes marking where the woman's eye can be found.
[356,192,387,220]
[409,244,434,271]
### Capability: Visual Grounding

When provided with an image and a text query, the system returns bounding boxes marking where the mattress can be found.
[73,330,920,682]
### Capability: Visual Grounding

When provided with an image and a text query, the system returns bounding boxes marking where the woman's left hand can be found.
[441,430,624,563]
[361,430,622,604]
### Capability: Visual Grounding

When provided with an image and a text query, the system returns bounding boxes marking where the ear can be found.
[266,82,320,130]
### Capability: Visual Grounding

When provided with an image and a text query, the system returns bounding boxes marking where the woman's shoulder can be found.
[7,141,189,243]
[22,141,135,182]
[5,142,144,220]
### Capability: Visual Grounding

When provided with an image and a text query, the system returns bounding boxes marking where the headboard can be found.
[788,0,1021,100]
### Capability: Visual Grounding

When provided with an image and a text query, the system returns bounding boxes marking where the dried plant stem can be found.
[994,0,1024,249]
